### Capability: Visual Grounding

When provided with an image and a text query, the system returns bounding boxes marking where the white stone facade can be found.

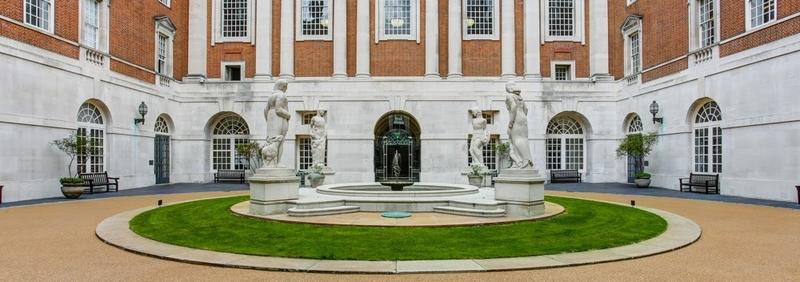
[1,33,799,203]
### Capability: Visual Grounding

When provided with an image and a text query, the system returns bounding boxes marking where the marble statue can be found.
[469,108,489,169]
[262,79,291,168]
[310,109,327,167]
[504,82,534,169]
[392,150,401,178]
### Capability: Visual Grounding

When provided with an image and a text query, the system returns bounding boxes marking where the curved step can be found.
[288,206,360,217]
[433,206,507,218]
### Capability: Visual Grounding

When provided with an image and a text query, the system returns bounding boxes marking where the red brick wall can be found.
[271,0,282,76]
[642,58,687,83]
[720,0,800,57]
[295,41,334,76]
[110,1,189,81]
[346,0,357,76]
[0,0,79,58]
[369,0,426,76]
[439,0,449,76]
[463,40,501,76]
[514,0,524,75]
[608,0,688,81]
[110,59,155,84]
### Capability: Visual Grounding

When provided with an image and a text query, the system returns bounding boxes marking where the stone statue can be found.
[392,150,401,178]
[469,108,489,169]
[310,109,327,167]
[261,79,291,168]
[504,82,534,169]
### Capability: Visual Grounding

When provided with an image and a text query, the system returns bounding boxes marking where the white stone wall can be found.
[1,35,799,203]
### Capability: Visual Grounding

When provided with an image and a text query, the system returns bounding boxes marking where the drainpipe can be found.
[0,185,3,206]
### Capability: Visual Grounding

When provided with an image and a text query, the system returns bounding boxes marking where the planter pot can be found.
[307,173,325,188]
[467,175,484,187]
[61,185,84,199]
[634,178,651,188]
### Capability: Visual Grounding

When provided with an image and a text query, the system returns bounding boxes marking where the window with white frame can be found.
[627,115,644,134]
[159,0,171,7]
[629,32,641,74]
[82,0,99,48]
[76,103,106,174]
[463,0,498,40]
[546,117,585,171]
[156,33,168,75]
[297,0,331,40]
[467,135,499,171]
[155,116,170,134]
[543,0,583,42]
[154,17,175,78]
[222,61,245,81]
[377,0,419,41]
[622,16,642,77]
[25,0,54,32]
[211,116,251,170]
[222,0,249,39]
[698,0,716,47]
[693,101,722,174]
[747,0,776,30]
[482,111,495,125]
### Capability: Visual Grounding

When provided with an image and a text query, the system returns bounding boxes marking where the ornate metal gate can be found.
[627,155,642,183]
[374,114,420,182]
[154,134,170,184]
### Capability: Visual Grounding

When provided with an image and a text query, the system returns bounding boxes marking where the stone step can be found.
[447,200,502,210]
[287,205,360,217]
[433,206,507,218]
[292,200,346,209]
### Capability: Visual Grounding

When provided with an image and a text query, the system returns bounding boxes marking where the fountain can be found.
[379,150,414,191]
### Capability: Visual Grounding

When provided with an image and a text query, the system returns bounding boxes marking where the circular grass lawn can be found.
[129,196,666,261]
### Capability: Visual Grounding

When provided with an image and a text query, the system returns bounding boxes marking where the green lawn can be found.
[130,196,666,260]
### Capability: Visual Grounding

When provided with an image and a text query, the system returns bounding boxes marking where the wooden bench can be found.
[214,169,246,183]
[78,172,119,194]
[550,170,582,183]
[679,173,719,194]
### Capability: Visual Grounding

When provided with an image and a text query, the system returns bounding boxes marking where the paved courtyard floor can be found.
[1,183,799,280]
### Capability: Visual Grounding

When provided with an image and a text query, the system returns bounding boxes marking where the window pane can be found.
[630,32,641,74]
[465,0,494,36]
[554,64,571,81]
[750,0,776,28]
[25,0,52,31]
[548,0,574,37]
[384,0,411,36]
[297,136,313,170]
[301,0,330,36]
[698,0,715,47]
[222,0,249,38]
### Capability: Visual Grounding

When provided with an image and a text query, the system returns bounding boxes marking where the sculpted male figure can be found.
[262,79,291,168]
[469,108,489,169]
[310,109,327,167]
[504,82,534,169]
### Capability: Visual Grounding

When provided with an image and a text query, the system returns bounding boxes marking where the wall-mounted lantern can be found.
[649,101,663,124]
[134,102,148,125]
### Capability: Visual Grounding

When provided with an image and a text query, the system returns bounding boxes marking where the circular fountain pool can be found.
[315,182,479,198]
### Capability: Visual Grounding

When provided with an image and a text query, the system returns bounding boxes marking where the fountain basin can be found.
[316,182,479,198]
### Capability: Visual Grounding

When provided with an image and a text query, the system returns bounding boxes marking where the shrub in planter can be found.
[306,164,325,188]
[59,177,85,199]
[634,172,652,188]
[52,134,95,199]
[617,133,658,187]
[467,164,485,187]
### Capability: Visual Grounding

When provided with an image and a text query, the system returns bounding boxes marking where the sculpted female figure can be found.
[262,79,291,168]
[469,108,489,169]
[504,82,534,169]
[310,109,327,167]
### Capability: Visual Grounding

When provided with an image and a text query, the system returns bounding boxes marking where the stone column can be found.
[425,0,440,79]
[447,0,462,78]
[355,0,371,78]
[186,0,207,82]
[332,0,347,79]
[254,0,273,81]
[589,0,611,79]
[279,0,295,79]
[501,0,515,78]
[523,0,541,79]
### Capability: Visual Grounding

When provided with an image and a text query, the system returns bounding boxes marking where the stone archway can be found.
[373,111,421,182]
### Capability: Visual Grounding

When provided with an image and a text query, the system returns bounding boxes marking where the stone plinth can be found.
[249,167,300,215]
[494,168,546,217]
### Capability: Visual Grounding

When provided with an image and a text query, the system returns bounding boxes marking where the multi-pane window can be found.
[748,0,776,29]
[467,135,499,171]
[25,0,53,32]
[629,32,641,74]
[222,0,249,38]
[548,0,575,37]
[301,112,316,125]
[82,0,99,48]
[464,0,496,38]
[155,116,170,134]
[698,0,715,47]
[693,101,722,173]
[554,64,571,81]
[627,115,644,134]
[482,112,494,125]
[76,103,105,174]
[156,33,168,75]
[546,117,585,171]
[211,116,250,170]
[296,136,313,170]
[384,0,412,36]
[299,0,330,38]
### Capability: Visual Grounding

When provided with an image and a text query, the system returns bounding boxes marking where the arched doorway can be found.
[625,114,644,183]
[154,115,172,184]
[692,100,722,174]
[209,114,251,171]
[545,115,587,172]
[76,102,107,174]
[373,112,421,182]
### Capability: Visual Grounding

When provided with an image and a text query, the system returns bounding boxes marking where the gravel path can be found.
[0,190,798,281]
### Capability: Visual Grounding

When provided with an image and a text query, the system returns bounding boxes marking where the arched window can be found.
[154,116,170,134]
[693,101,722,173]
[546,116,585,170]
[627,115,643,134]
[211,115,250,170]
[76,102,105,173]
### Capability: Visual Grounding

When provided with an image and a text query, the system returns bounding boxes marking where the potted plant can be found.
[616,133,658,188]
[52,134,93,199]
[495,142,511,170]
[467,164,485,187]
[634,172,652,188]
[306,164,325,188]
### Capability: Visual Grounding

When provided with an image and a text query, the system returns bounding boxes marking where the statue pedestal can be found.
[249,167,299,215]
[494,168,546,217]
